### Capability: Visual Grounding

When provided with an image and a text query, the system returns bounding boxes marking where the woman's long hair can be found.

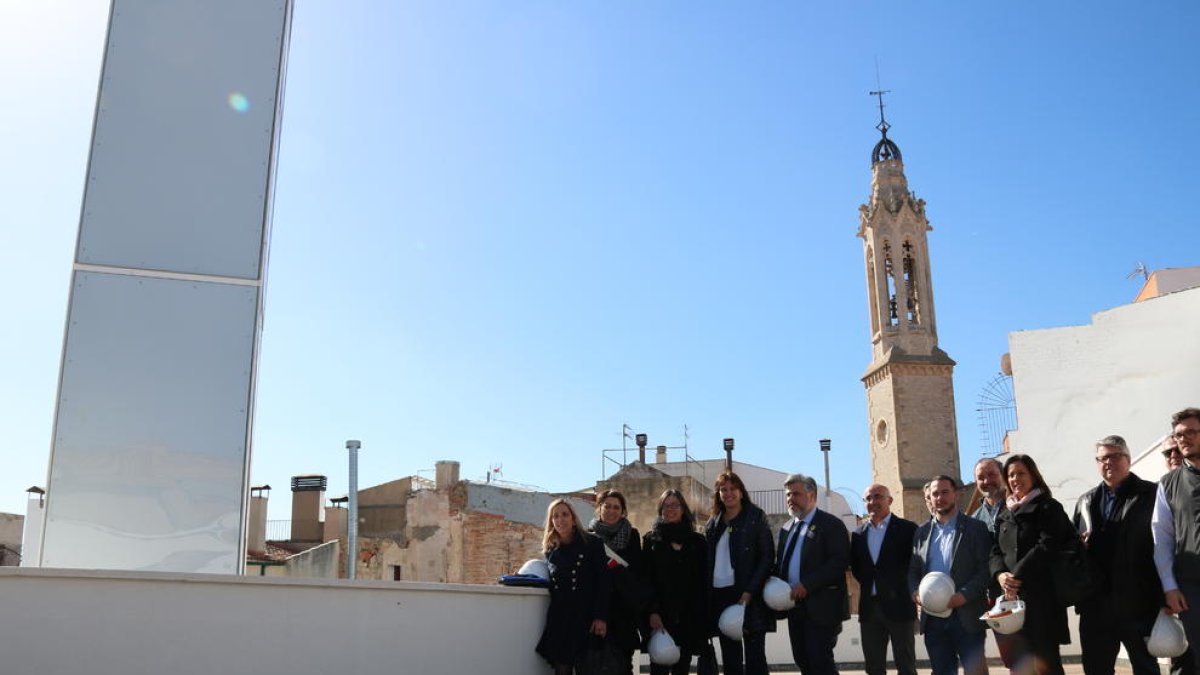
[711,471,752,516]
[542,498,589,554]
[1003,454,1052,498]
[655,488,696,530]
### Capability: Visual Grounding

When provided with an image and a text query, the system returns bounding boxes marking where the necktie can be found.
[780,519,803,573]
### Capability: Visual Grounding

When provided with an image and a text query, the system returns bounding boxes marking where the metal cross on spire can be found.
[870,88,892,138]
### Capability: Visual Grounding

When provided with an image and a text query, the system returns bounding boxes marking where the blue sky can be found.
[2,2,1198,521]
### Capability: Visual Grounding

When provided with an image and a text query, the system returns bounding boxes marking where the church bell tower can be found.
[857,96,961,519]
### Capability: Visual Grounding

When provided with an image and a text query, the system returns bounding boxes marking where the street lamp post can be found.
[819,438,832,511]
[346,439,361,580]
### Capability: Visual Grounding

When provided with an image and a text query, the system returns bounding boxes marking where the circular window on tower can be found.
[875,419,889,446]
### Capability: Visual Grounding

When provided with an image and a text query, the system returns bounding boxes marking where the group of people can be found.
[532,406,1200,675]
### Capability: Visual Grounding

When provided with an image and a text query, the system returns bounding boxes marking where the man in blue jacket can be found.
[908,475,991,675]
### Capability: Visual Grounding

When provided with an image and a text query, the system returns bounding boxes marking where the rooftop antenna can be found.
[1126,262,1149,281]
[868,58,900,163]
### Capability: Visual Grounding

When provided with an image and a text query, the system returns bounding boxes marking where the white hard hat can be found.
[517,558,550,580]
[979,597,1025,635]
[918,571,956,618]
[1147,609,1189,658]
[718,603,745,641]
[763,576,795,611]
[648,629,681,666]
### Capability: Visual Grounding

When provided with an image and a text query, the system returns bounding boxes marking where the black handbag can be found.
[578,636,621,675]
[1051,538,1098,607]
[696,639,718,675]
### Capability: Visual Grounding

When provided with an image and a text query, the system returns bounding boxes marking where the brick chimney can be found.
[247,484,270,552]
[290,475,326,542]
[435,461,460,491]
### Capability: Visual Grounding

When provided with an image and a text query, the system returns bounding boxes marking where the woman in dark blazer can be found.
[537,498,611,675]
[589,489,644,675]
[642,489,708,675]
[989,454,1077,675]
[705,471,776,675]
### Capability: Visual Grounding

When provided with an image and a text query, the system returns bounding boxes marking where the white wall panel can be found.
[43,0,291,573]
[1008,287,1200,503]
[77,0,288,278]
[43,272,257,572]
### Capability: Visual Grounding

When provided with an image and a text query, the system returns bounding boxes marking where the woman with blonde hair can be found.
[536,498,611,675]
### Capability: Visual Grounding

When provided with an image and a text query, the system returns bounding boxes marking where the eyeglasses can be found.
[1174,428,1200,440]
[1095,454,1128,463]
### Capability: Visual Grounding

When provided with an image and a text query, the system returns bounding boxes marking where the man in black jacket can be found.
[851,484,917,675]
[777,473,850,675]
[1073,434,1162,675]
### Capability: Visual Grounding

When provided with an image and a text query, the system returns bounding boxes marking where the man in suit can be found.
[908,475,991,675]
[1074,434,1161,675]
[851,484,917,675]
[777,473,850,675]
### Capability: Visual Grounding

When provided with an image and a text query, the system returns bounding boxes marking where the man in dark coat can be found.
[776,473,850,675]
[908,475,991,675]
[1073,434,1162,675]
[851,484,917,675]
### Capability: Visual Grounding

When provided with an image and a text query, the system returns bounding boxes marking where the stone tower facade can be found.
[857,120,960,520]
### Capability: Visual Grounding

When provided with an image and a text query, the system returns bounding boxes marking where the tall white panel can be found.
[42,0,292,573]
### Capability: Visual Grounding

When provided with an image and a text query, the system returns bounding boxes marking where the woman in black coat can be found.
[589,489,644,675]
[705,471,776,675]
[642,489,708,675]
[537,498,611,675]
[989,454,1077,675]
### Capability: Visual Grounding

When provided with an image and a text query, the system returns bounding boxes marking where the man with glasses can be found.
[1073,435,1161,675]
[1162,434,1196,675]
[1153,407,1200,671]
[851,484,917,675]
[1165,435,1186,471]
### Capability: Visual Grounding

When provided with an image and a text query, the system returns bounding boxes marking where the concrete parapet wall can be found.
[0,567,550,675]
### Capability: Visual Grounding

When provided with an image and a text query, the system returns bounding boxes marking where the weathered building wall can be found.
[597,462,712,536]
[359,477,411,540]
[460,512,544,583]
[0,513,23,566]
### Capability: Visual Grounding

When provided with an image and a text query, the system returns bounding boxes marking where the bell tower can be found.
[857,93,960,519]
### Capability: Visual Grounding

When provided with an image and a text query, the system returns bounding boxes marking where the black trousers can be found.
[712,586,769,675]
[786,609,839,675]
[1079,608,1159,675]
[859,604,916,675]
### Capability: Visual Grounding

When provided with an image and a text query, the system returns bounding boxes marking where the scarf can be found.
[1006,487,1043,511]
[651,518,694,545]
[589,516,632,551]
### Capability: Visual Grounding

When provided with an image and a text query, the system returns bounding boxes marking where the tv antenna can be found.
[1126,262,1149,281]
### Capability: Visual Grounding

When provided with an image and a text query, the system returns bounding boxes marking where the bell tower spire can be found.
[857,95,961,519]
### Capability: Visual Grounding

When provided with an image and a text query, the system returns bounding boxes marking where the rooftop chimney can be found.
[290,475,326,542]
[435,461,460,490]
[247,484,270,553]
[656,445,667,464]
[324,496,348,543]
